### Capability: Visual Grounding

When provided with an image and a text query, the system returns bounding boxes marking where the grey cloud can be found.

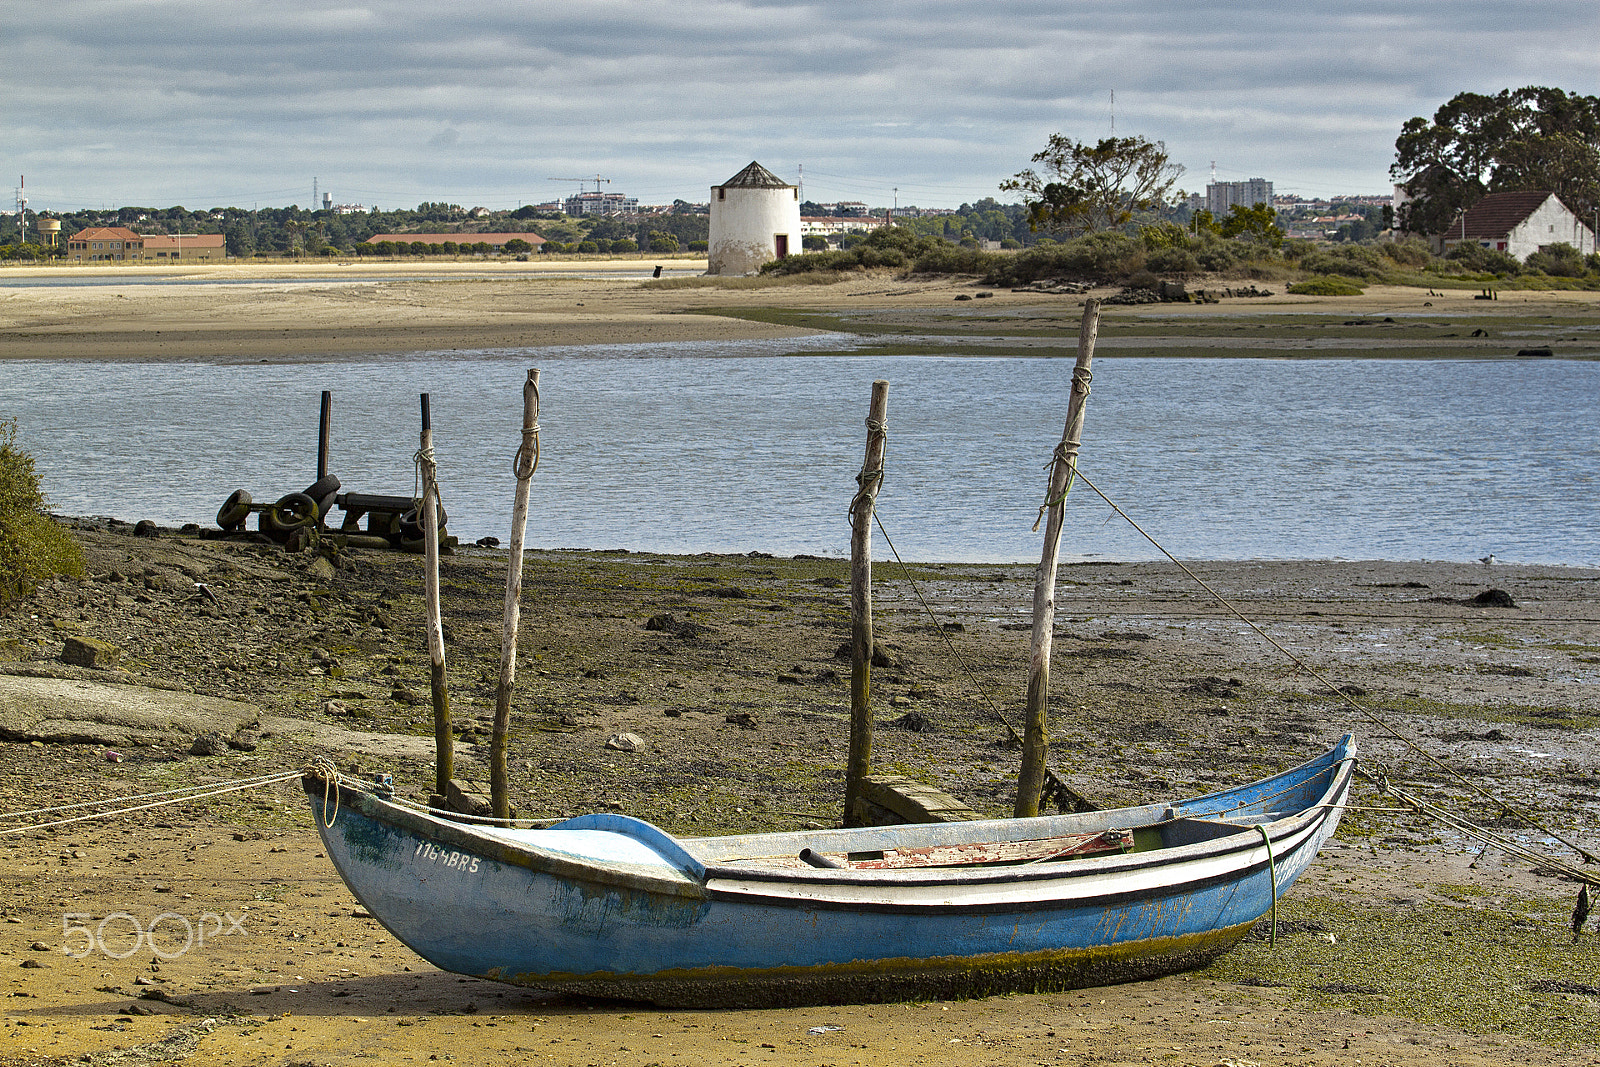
[10,0,1600,208]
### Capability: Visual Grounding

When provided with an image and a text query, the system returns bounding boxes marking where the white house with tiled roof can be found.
[1437,190,1595,260]
[707,161,801,275]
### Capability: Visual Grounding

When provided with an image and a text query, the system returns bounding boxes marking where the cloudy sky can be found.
[8,1,1599,214]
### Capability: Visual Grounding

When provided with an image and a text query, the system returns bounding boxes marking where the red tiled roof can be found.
[365,233,545,246]
[1455,191,1557,239]
[69,227,143,242]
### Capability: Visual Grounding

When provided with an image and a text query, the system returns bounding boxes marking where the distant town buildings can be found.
[141,233,224,260]
[65,227,144,261]
[808,201,870,217]
[562,191,639,216]
[800,215,888,239]
[1199,178,1274,217]
[63,226,223,261]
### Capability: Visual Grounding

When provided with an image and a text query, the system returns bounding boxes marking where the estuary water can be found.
[2,342,1596,565]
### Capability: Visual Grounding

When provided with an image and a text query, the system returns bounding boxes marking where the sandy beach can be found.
[4,258,1600,362]
[0,262,1598,1065]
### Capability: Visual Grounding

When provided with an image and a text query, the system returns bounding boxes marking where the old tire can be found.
[302,474,340,499]
[260,491,319,542]
[396,503,449,543]
[302,475,340,526]
[300,475,339,529]
[216,489,253,531]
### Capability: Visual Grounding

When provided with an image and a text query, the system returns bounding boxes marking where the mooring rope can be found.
[848,414,888,520]
[867,511,1105,813]
[872,460,1597,881]
[309,758,560,828]
[412,442,441,513]
[1360,770,1597,886]
[1256,825,1280,946]
[311,757,342,828]
[513,417,541,479]
[0,770,302,836]
[1063,465,1600,872]
[384,794,565,828]
[0,769,297,821]
[1033,364,1091,532]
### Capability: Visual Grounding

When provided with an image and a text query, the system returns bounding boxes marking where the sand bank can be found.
[6,259,1599,361]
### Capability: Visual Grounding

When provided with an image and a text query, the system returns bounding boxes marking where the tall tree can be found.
[1392,87,1600,233]
[1002,135,1184,235]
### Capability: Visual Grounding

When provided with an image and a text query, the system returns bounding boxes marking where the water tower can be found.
[707,161,800,276]
[38,219,60,247]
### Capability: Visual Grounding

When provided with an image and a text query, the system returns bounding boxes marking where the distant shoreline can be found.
[3,265,1599,361]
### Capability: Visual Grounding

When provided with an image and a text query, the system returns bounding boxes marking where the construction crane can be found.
[548,175,610,196]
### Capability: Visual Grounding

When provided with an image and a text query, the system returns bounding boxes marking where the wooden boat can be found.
[301,734,1353,1006]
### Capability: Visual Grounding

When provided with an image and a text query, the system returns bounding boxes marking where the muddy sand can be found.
[0,521,1596,1066]
[3,258,1600,361]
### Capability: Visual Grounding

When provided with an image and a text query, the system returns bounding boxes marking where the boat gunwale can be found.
[301,737,1353,901]
[701,801,1346,914]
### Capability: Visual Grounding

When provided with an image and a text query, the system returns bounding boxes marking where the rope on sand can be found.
[0,770,302,835]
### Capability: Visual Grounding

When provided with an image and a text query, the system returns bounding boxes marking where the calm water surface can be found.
[3,344,1596,564]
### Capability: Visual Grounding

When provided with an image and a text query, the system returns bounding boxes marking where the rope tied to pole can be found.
[848,415,888,519]
[1033,442,1078,532]
[1031,366,1093,532]
[512,420,541,479]
[412,443,440,508]
[512,377,542,479]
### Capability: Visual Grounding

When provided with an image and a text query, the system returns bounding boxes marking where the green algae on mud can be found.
[695,299,1600,360]
[1205,892,1599,1048]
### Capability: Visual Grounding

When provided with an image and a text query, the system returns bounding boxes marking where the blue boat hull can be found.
[303,736,1353,1006]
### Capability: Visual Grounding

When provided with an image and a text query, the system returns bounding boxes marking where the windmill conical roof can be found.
[719,161,792,189]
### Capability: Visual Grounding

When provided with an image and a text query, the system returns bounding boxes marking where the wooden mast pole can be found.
[420,393,452,798]
[843,380,889,827]
[491,369,540,820]
[1016,300,1099,818]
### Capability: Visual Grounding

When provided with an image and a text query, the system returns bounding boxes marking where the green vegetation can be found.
[0,200,712,260]
[1392,86,1600,235]
[0,418,85,608]
[1287,277,1365,296]
[1205,892,1598,1049]
[762,211,1600,291]
[1001,134,1185,235]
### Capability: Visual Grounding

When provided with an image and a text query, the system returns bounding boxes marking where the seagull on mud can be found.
[1479,554,1497,565]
